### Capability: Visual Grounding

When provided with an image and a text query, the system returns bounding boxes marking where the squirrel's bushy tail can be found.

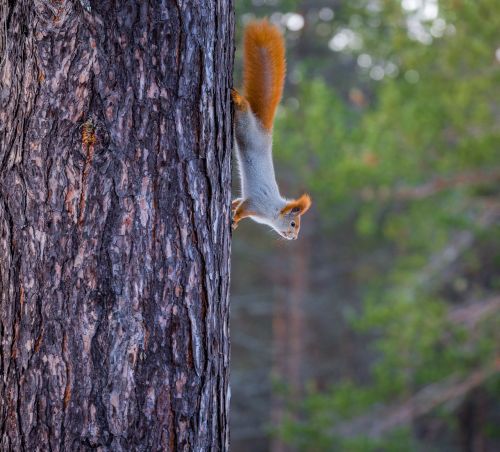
[243,20,286,131]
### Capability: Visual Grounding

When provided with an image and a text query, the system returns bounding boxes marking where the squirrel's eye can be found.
[290,221,296,228]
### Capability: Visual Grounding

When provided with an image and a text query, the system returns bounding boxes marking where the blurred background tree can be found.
[231,0,500,451]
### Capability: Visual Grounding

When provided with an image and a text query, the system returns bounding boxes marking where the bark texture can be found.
[0,1,233,450]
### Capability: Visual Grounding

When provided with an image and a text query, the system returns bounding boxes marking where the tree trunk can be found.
[270,234,310,452]
[0,1,233,450]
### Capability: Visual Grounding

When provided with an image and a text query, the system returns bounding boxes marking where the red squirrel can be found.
[231,19,311,240]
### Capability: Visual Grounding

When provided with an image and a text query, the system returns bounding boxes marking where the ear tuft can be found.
[280,194,312,216]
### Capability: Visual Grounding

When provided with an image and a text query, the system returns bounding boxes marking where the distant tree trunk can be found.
[271,234,310,452]
[0,1,233,450]
[270,273,288,452]
[287,237,309,398]
[458,389,488,452]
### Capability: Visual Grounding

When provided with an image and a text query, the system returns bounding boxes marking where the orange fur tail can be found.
[243,19,286,131]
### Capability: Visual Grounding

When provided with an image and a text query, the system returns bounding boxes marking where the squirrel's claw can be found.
[231,219,238,231]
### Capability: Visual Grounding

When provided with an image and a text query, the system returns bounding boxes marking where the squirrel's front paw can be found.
[231,217,239,231]
[231,89,249,111]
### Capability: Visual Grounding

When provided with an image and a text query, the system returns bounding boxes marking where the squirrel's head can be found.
[274,194,312,240]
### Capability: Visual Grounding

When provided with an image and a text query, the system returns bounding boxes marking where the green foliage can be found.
[258,0,500,449]
[234,0,500,449]
[275,80,366,211]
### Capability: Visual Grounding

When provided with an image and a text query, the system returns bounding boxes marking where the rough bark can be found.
[0,1,233,450]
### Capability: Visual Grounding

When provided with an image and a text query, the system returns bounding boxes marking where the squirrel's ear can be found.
[280,194,312,216]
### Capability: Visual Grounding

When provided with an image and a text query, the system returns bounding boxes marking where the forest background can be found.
[230,0,500,451]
